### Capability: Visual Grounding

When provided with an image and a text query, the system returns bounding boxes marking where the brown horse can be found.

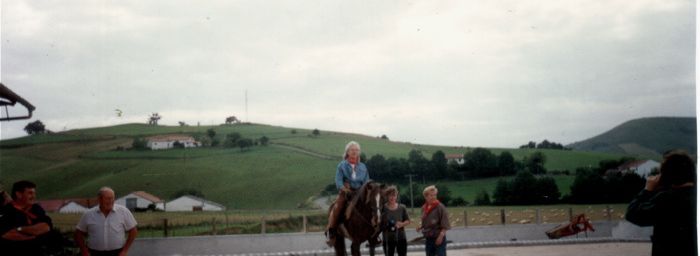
[328,181,384,256]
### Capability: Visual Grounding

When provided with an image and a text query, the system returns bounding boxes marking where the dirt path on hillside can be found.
[270,143,337,160]
[36,158,80,172]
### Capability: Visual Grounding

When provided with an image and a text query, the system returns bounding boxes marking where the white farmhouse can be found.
[618,159,661,177]
[115,191,163,211]
[445,154,465,165]
[158,195,226,212]
[59,201,89,213]
[146,134,201,150]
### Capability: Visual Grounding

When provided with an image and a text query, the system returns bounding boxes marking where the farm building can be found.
[59,201,90,213]
[37,198,97,213]
[445,154,465,165]
[618,159,660,177]
[115,191,163,211]
[157,195,226,212]
[146,134,201,150]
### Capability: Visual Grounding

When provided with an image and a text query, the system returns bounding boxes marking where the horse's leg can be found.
[351,242,361,256]
[369,241,375,256]
[334,235,346,256]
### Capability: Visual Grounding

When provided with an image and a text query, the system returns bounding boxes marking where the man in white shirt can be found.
[75,187,138,256]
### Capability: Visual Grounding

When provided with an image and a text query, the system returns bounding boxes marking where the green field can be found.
[1,123,628,209]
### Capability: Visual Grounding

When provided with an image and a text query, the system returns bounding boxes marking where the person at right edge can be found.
[626,150,697,256]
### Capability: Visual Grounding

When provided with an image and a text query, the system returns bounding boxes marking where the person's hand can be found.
[415,226,421,233]
[435,235,444,246]
[119,249,129,256]
[343,182,351,189]
[646,175,661,191]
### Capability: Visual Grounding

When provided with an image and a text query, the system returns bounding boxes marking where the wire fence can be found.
[48,205,626,238]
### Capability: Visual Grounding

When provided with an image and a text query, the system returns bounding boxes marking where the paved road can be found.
[129,221,652,256]
[407,242,651,256]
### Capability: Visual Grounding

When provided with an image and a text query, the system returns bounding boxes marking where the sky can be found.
[0,0,696,148]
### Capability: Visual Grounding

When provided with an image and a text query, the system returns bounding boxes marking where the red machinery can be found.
[545,214,595,239]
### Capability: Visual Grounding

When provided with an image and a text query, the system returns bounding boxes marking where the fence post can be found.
[303,215,308,233]
[261,216,266,234]
[606,205,612,222]
[500,209,506,225]
[212,217,217,235]
[463,210,468,227]
[536,209,541,224]
[225,214,229,229]
[163,218,169,237]
[568,208,573,221]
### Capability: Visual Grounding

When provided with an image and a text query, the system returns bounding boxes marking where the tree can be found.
[132,137,148,150]
[434,184,452,206]
[492,179,512,205]
[206,128,216,140]
[225,116,240,125]
[366,154,388,181]
[237,138,254,151]
[172,141,185,149]
[259,136,269,146]
[497,151,516,176]
[525,151,547,174]
[148,113,161,125]
[534,176,560,204]
[23,120,46,135]
[380,134,389,140]
[178,121,187,127]
[312,129,321,136]
[569,168,607,203]
[510,170,538,205]
[473,189,491,205]
[408,149,429,179]
[463,148,498,178]
[431,150,448,179]
[451,197,469,206]
[224,132,242,147]
[519,141,537,149]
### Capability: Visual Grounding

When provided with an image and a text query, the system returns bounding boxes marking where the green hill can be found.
[568,117,696,158]
[1,123,626,209]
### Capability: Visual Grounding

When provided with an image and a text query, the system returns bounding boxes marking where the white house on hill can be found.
[157,195,225,212]
[146,135,201,150]
[445,154,465,165]
[116,191,163,211]
[618,159,660,177]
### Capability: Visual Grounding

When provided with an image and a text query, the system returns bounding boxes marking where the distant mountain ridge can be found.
[568,117,697,158]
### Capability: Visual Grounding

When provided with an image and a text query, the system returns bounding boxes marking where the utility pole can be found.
[405,174,416,213]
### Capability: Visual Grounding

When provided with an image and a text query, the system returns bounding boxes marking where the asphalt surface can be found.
[407,242,651,256]
[128,221,652,256]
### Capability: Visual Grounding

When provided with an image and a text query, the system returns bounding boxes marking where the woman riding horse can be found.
[326,141,370,246]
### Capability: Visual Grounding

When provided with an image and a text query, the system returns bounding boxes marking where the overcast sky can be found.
[0,0,696,148]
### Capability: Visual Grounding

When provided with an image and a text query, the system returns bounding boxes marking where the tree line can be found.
[366,148,548,184]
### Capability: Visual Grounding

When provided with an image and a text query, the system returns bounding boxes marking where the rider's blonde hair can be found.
[343,141,361,159]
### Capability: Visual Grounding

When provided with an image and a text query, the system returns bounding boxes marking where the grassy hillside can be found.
[568,117,696,158]
[1,122,627,209]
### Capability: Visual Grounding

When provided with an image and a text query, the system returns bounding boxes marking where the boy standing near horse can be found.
[326,141,370,246]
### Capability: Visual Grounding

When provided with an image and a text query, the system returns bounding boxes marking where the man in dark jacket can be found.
[0,180,54,256]
[626,150,696,256]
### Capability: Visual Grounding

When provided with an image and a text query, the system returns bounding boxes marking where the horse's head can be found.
[359,181,384,228]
